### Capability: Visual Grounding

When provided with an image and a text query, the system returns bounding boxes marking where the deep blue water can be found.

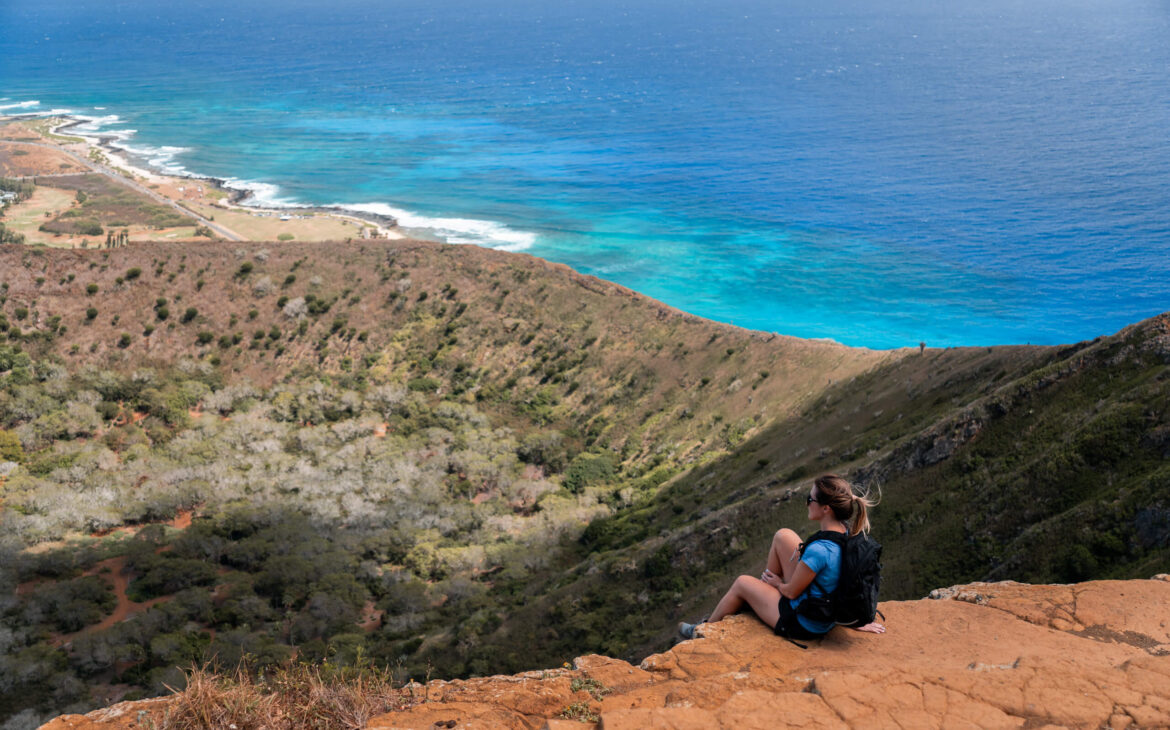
[2,0,1168,348]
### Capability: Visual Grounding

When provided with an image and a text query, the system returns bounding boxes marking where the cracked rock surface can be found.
[41,577,1170,729]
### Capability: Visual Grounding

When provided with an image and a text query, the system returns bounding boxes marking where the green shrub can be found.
[408,377,441,392]
[0,428,24,462]
[86,307,98,320]
[118,332,132,348]
[24,575,116,632]
[125,267,142,280]
[181,307,198,323]
[196,331,214,345]
[86,283,99,295]
[563,452,618,494]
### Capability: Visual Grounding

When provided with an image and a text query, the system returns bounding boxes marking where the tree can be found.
[0,428,24,462]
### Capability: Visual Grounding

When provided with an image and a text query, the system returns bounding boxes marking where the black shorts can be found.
[774,596,827,641]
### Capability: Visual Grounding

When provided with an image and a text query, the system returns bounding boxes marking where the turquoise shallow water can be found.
[2,0,1169,347]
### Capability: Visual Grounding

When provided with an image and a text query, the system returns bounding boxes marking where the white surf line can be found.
[23,112,413,242]
[42,115,404,240]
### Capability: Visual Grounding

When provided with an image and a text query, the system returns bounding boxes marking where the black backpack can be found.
[795,530,883,627]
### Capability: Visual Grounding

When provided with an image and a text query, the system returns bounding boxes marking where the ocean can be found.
[2,0,1168,348]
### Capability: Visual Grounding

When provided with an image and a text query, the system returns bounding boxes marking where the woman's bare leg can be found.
[767,528,803,581]
[708,575,782,627]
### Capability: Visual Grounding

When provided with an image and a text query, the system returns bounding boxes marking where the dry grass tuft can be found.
[162,661,414,729]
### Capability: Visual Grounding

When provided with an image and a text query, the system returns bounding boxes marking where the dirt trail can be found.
[89,508,195,539]
[52,556,171,646]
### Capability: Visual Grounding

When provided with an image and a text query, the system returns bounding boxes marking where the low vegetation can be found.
[154,662,410,730]
[35,175,189,234]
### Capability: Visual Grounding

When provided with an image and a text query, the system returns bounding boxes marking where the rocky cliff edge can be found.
[43,577,1170,729]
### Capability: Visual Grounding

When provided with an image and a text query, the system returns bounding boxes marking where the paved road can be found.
[3,140,243,241]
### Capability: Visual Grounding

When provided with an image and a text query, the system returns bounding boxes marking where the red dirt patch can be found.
[171,509,193,530]
[359,600,384,632]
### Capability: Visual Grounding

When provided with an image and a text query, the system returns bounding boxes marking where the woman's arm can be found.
[761,560,817,599]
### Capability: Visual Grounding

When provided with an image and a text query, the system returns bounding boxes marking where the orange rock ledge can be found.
[42,577,1170,729]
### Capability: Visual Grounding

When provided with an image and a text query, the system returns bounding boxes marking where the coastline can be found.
[48,115,405,240]
[1,109,405,243]
[0,103,543,253]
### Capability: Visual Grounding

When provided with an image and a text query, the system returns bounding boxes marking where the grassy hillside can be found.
[0,240,1166,723]
[0,241,888,466]
[0,240,887,721]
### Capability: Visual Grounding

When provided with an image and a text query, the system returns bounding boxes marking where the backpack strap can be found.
[798,530,847,555]
[781,635,808,650]
[798,530,847,597]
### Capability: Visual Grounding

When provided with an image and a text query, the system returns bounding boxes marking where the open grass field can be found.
[183,199,362,241]
[2,179,205,247]
[1,186,83,246]
[39,174,191,231]
[0,142,86,177]
[0,122,40,142]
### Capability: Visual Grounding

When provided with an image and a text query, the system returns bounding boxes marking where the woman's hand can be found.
[854,622,885,634]
[760,568,783,588]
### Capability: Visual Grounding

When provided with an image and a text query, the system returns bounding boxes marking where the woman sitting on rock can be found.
[678,474,885,641]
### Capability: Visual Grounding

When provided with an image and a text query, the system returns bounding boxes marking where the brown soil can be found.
[358,600,383,633]
[0,141,86,176]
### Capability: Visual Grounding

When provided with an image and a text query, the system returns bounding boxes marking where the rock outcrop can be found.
[42,577,1170,729]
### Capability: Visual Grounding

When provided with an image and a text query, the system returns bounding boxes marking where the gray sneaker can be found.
[677,619,705,640]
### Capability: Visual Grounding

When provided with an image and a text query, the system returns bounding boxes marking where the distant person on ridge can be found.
[678,474,885,643]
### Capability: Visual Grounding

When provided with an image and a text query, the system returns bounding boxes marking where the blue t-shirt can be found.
[791,539,842,634]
